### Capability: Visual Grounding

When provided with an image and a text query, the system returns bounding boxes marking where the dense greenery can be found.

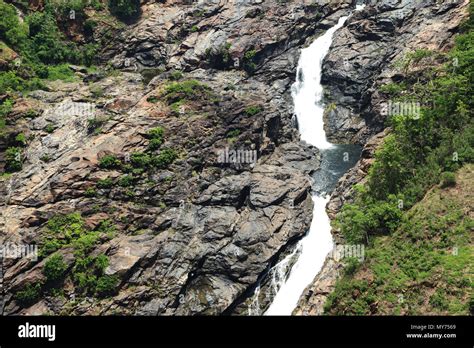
[43,254,68,281]
[108,0,141,20]
[326,5,474,315]
[147,126,165,151]
[0,0,99,94]
[72,254,119,297]
[325,167,473,315]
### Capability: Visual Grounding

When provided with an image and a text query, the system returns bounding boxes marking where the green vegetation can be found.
[40,154,52,163]
[146,95,159,103]
[440,171,456,188]
[84,187,97,197]
[5,147,22,172]
[93,126,176,200]
[245,105,262,116]
[108,0,141,20]
[170,70,183,81]
[99,154,122,169]
[15,133,27,146]
[0,0,101,95]
[97,177,114,189]
[87,116,107,134]
[147,126,164,151]
[227,129,241,143]
[40,212,86,256]
[15,283,42,306]
[95,274,120,297]
[118,174,135,187]
[206,42,232,69]
[152,148,178,169]
[325,167,473,315]
[44,123,56,133]
[0,98,13,133]
[72,254,118,297]
[46,64,76,81]
[379,82,406,96]
[325,6,474,315]
[243,49,257,73]
[162,80,211,105]
[23,213,121,304]
[43,254,68,281]
[130,152,151,168]
[90,85,105,98]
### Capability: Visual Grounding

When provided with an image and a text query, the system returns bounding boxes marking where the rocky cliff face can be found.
[322,0,470,145]
[1,0,357,315]
[295,0,470,315]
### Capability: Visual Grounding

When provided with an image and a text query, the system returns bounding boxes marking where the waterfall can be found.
[264,6,365,315]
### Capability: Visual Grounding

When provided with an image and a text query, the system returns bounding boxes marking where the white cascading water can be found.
[264,8,363,315]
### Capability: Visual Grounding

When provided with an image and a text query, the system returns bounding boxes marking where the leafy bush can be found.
[15,283,42,306]
[99,154,121,169]
[43,254,68,281]
[0,71,45,93]
[108,0,141,20]
[40,212,85,256]
[95,275,119,297]
[46,64,75,81]
[148,138,163,151]
[84,187,97,197]
[5,147,22,172]
[84,19,98,37]
[146,95,159,103]
[118,174,135,187]
[147,126,164,140]
[130,152,151,168]
[170,70,183,80]
[15,133,27,146]
[152,148,177,169]
[44,123,56,133]
[429,288,449,310]
[243,49,257,73]
[0,0,98,96]
[87,117,105,134]
[72,254,117,296]
[440,172,456,188]
[344,257,360,276]
[97,177,114,189]
[0,1,28,47]
[147,126,164,150]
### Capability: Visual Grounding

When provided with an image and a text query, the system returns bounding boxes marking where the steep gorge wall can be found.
[295,0,470,315]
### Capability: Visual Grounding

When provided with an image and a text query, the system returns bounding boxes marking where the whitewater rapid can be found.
[264,15,350,316]
[263,4,366,316]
